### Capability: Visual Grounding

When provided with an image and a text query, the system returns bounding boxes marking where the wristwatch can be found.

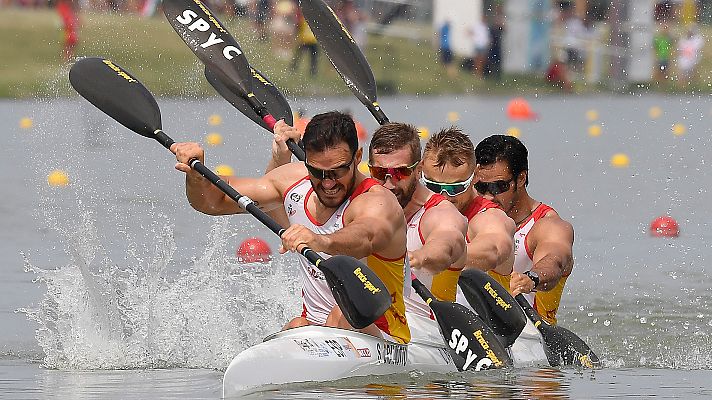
[523,270,540,289]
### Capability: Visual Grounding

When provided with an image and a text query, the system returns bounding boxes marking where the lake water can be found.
[2,93,711,399]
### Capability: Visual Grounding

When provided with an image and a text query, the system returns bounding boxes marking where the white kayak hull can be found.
[223,315,547,397]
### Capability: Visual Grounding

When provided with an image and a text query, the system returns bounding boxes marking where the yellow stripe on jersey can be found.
[432,268,462,302]
[366,254,410,344]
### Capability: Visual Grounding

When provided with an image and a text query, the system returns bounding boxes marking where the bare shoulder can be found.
[470,207,515,232]
[531,210,574,242]
[346,183,403,221]
[424,200,467,231]
[264,162,308,195]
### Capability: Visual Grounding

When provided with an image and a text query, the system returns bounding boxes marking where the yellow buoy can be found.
[586,110,598,121]
[649,106,662,119]
[672,123,686,136]
[208,114,222,126]
[215,164,234,176]
[47,170,69,187]
[506,127,521,138]
[447,111,460,122]
[417,127,430,139]
[358,161,370,175]
[205,132,223,146]
[19,117,33,129]
[610,153,630,168]
[588,125,602,137]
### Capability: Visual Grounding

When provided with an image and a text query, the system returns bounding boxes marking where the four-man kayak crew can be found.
[474,135,574,325]
[172,111,411,343]
[420,129,516,276]
[367,123,468,320]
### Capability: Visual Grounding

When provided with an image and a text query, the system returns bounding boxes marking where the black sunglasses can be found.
[473,178,514,196]
[305,155,356,180]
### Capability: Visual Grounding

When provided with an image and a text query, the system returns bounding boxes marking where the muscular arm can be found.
[173,142,297,216]
[465,208,515,274]
[511,214,574,295]
[410,201,467,274]
[321,187,406,260]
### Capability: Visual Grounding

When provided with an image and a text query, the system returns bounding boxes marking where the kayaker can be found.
[420,128,515,276]
[474,135,574,325]
[367,123,468,319]
[173,111,410,343]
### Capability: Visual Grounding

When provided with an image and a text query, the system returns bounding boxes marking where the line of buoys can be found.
[215,164,234,176]
[47,170,69,186]
[588,125,602,137]
[586,109,599,121]
[357,161,369,174]
[506,127,521,138]
[610,153,630,168]
[650,216,679,238]
[208,114,222,126]
[672,123,686,136]
[506,97,537,120]
[649,106,662,119]
[447,111,460,122]
[236,237,272,263]
[19,117,33,129]
[205,132,223,146]
[417,126,430,139]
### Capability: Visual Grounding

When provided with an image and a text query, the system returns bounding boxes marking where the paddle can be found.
[205,66,294,133]
[457,269,526,348]
[515,293,600,368]
[298,0,389,125]
[457,269,599,368]
[68,57,390,329]
[161,0,305,160]
[411,278,511,371]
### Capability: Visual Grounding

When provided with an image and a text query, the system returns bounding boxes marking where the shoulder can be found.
[531,210,574,240]
[266,162,308,195]
[470,206,513,229]
[348,181,402,216]
[423,199,467,231]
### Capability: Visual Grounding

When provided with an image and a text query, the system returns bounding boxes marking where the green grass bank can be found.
[2,8,711,99]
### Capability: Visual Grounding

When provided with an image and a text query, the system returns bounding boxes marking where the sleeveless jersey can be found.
[405,194,464,319]
[283,177,411,343]
[487,203,570,325]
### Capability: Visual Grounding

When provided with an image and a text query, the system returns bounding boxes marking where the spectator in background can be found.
[56,0,79,61]
[436,20,457,78]
[271,0,295,59]
[337,0,368,48]
[545,50,573,92]
[676,25,704,88]
[290,7,319,77]
[485,13,504,81]
[254,0,272,41]
[562,12,585,73]
[471,17,490,78]
[653,24,674,82]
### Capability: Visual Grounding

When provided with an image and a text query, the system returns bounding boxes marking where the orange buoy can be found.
[650,216,679,238]
[236,237,273,263]
[355,121,368,143]
[294,116,310,136]
[506,97,538,120]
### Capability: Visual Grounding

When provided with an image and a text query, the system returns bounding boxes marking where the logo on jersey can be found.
[290,193,302,202]
[287,204,296,216]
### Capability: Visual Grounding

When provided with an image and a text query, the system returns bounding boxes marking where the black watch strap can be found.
[524,270,540,288]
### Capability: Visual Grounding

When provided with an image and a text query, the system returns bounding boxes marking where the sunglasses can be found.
[420,172,475,197]
[305,155,355,180]
[368,160,420,182]
[473,178,514,196]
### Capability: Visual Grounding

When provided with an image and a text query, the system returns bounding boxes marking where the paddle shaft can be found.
[245,94,305,161]
[152,128,319,265]
[515,294,544,325]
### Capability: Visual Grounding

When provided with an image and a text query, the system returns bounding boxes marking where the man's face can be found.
[420,153,475,214]
[474,160,521,215]
[305,143,361,208]
[368,146,419,208]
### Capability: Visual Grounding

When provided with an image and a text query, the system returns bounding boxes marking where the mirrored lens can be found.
[422,181,469,197]
[474,180,512,195]
[368,165,414,182]
[306,158,354,180]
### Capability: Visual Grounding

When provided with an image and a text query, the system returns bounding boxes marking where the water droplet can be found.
[603,320,611,326]
[640,317,647,324]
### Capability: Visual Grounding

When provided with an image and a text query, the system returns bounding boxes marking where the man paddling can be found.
[420,128,515,276]
[367,123,468,320]
[172,111,410,343]
[475,135,574,325]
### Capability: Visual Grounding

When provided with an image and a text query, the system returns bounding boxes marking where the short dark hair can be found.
[369,122,421,163]
[422,127,475,168]
[475,135,529,185]
[302,111,359,156]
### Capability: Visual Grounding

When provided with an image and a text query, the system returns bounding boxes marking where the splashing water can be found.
[19,213,299,370]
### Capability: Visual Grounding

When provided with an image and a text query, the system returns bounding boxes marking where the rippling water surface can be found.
[1,94,710,399]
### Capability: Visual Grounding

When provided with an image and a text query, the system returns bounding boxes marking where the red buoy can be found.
[236,237,273,263]
[506,97,538,120]
[650,216,679,238]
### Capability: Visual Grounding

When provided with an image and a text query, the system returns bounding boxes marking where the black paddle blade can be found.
[430,301,513,371]
[299,0,387,123]
[515,294,601,368]
[458,269,527,347]
[318,255,391,329]
[162,0,252,96]
[69,57,161,137]
[205,66,293,130]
